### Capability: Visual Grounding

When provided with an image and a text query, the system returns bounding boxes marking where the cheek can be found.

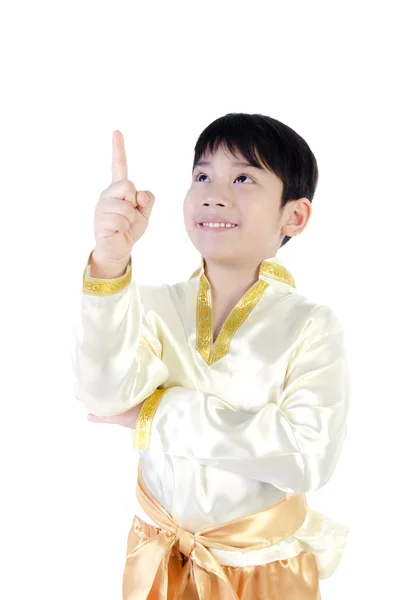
[241,204,263,226]
[183,194,197,221]
[243,208,273,237]
[183,198,194,231]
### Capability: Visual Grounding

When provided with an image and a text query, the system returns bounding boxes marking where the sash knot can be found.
[174,525,195,558]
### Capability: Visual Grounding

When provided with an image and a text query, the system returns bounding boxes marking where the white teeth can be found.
[201,222,236,228]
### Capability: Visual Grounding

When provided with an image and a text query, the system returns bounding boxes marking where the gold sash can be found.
[122,461,309,600]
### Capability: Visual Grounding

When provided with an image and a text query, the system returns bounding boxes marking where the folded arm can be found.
[136,305,349,493]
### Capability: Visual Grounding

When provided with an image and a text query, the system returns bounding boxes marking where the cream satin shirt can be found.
[73,253,350,580]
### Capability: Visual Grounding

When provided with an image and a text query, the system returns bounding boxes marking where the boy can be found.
[73,114,350,599]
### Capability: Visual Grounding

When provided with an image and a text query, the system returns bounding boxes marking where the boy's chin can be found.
[196,245,238,263]
[188,233,241,262]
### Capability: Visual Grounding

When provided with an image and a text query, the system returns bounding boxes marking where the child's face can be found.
[183,144,293,265]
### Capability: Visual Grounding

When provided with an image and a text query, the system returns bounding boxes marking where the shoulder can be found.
[278,290,345,340]
[138,278,197,312]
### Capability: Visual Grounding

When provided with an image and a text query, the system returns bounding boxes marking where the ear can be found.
[281,198,312,239]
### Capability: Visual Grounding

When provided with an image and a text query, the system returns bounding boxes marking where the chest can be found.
[148,280,308,413]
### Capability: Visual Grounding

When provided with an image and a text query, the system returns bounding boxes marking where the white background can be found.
[1,1,396,598]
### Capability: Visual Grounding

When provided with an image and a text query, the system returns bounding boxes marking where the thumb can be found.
[136,190,155,218]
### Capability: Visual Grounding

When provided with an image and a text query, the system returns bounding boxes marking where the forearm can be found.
[138,325,349,493]
[146,386,347,493]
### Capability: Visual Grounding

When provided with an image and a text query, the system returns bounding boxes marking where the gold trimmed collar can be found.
[189,255,296,291]
[191,256,296,366]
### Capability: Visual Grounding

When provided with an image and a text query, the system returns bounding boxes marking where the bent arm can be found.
[137,306,349,493]
[72,252,169,416]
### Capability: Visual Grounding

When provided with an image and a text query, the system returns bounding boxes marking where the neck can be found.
[203,257,267,299]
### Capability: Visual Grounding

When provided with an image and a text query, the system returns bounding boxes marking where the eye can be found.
[195,173,209,183]
[235,173,254,184]
[193,172,255,183]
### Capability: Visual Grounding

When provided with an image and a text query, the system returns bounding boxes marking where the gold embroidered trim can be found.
[133,388,168,450]
[196,275,213,364]
[82,252,132,296]
[190,257,296,287]
[212,280,270,364]
[196,276,270,366]
[259,261,296,288]
[196,261,296,366]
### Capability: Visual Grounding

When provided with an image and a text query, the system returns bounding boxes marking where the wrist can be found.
[90,249,132,279]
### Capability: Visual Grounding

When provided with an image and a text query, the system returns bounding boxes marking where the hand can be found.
[87,403,142,430]
[92,130,156,268]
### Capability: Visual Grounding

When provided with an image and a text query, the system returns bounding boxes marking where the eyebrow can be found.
[194,160,266,171]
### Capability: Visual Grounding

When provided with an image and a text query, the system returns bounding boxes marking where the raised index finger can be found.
[112,130,128,182]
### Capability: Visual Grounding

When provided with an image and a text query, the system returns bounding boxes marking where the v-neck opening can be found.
[210,277,264,344]
[194,258,297,366]
[196,274,269,366]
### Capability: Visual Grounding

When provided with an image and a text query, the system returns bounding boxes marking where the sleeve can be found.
[71,251,169,417]
[137,304,349,493]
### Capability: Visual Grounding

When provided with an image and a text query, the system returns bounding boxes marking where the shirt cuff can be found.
[133,388,168,450]
[82,250,132,296]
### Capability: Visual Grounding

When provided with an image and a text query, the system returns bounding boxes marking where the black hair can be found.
[192,113,318,247]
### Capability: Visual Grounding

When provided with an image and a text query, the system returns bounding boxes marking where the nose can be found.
[202,186,234,208]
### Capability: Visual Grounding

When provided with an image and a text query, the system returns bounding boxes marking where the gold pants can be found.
[124,515,321,599]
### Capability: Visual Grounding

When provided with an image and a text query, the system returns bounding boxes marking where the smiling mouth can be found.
[199,222,238,229]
